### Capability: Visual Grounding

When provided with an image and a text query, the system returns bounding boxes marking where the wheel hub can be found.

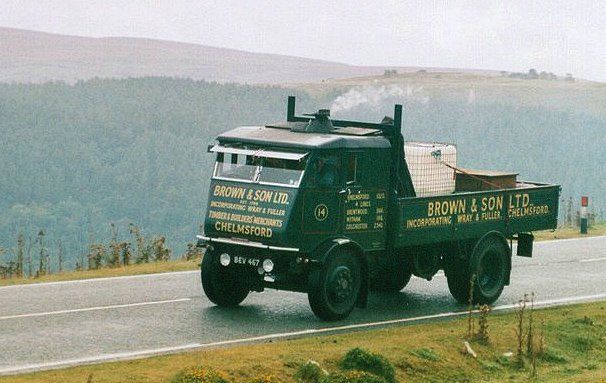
[330,266,354,302]
[478,249,502,294]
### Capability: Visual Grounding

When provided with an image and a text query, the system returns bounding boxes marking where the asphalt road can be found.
[1,236,606,376]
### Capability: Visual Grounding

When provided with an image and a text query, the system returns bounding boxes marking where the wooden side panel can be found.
[396,184,560,247]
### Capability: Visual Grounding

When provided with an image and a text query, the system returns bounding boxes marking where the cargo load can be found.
[405,142,457,197]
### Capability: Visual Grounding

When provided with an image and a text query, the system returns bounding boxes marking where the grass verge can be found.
[2,223,605,287]
[534,222,606,241]
[2,301,605,383]
[0,259,199,287]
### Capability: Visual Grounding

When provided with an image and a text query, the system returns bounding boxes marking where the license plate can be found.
[232,256,260,267]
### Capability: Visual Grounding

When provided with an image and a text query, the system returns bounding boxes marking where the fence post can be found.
[580,196,588,234]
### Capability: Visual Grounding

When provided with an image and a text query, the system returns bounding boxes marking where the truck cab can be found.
[199,99,404,320]
[204,127,392,251]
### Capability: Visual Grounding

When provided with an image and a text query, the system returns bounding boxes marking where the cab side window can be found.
[312,155,340,188]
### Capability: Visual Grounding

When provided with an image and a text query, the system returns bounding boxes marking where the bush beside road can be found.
[1,224,605,287]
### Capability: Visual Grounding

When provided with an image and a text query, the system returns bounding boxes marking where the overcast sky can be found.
[1,0,604,81]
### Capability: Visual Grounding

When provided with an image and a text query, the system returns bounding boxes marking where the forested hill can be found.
[0,76,604,269]
[0,78,321,268]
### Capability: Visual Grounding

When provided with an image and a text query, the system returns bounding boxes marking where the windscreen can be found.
[214,152,306,187]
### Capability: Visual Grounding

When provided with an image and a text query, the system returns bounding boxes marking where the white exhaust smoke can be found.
[330,85,429,115]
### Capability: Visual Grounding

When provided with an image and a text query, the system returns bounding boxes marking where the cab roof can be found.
[217,125,391,150]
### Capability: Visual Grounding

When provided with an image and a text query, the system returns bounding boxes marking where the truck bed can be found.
[396,181,560,247]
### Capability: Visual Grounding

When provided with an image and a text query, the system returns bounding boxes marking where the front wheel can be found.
[201,250,249,307]
[308,248,362,321]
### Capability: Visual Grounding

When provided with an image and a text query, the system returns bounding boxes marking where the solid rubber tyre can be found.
[470,236,509,304]
[308,248,362,321]
[201,250,249,307]
[446,236,509,304]
[445,260,471,304]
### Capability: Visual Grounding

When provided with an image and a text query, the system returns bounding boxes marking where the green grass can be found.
[2,301,606,383]
[0,259,199,287]
[409,348,441,362]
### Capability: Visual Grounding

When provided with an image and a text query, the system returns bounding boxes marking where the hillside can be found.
[0,75,604,272]
[0,27,498,84]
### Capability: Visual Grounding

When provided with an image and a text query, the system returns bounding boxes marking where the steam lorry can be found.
[197,97,560,321]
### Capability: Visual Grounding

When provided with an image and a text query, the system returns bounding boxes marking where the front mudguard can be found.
[309,238,369,308]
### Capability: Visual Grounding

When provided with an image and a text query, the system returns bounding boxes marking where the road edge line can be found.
[0,270,199,290]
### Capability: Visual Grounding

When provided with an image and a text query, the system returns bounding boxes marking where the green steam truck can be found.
[197,97,560,321]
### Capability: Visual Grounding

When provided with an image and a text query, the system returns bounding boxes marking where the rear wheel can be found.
[445,259,471,303]
[446,236,509,304]
[308,248,362,321]
[201,250,249,307]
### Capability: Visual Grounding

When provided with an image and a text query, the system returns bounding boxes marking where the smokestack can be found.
[302,109,334,133]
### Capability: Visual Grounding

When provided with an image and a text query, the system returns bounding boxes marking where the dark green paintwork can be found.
[203,97,560,257]
[204,181,297,246]
[199,97,561,319]
[218,125,391,149]
[204,147,393,253]
[397,184,560,247]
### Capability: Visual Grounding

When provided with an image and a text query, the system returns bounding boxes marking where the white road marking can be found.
[0,270,199,290]
[2,292,606,376]
[579,257,606,263]
[0,344,202,375]
[0,298,191,321]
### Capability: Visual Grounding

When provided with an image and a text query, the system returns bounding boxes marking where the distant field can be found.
[0,260,199,287]
[3,300,605,383]
[295,71,606,117]
[1,67,604,279]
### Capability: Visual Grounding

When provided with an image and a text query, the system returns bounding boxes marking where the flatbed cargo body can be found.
[397,182,559,247]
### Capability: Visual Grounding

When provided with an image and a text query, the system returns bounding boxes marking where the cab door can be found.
[301,153,342,237]
[340,150,388,250]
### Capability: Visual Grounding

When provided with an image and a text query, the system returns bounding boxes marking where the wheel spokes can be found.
[328,267,355,304]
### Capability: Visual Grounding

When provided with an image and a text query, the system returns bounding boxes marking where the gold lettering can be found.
[213,185,246,199]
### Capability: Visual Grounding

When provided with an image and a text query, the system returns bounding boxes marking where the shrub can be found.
[340,348,395,383]
[329,371,387,383]
[171,366,230,383]
[495,355,511,367]
[295,360,328,383]
[477,359,501,372]
[540,347,569,364]
[409,348,440,362]
[250,374,281,383]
